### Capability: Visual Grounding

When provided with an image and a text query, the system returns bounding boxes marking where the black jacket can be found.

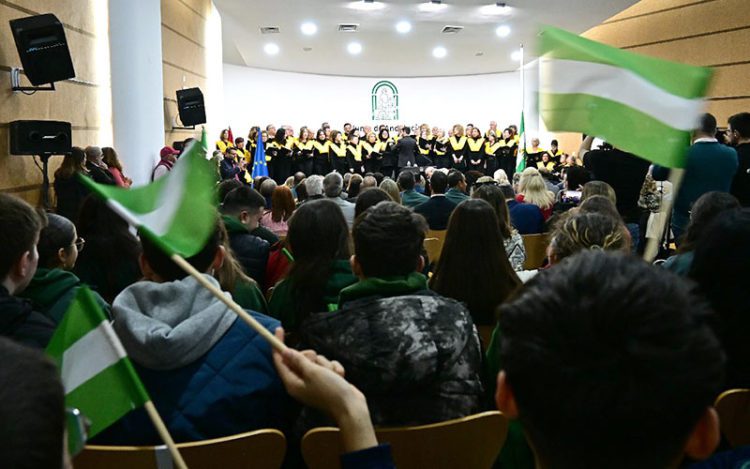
[731,143,750,207]
[394,136,418,168]
[222,216,270,284]
[0,286,55,349]
[413,195,458,230]
[583,149,650,223]
[86,162,117,185]
[54,174,90,222]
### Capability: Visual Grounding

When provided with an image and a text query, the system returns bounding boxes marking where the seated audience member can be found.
[398,171,429,208]
[54,147,90,222]
[413,171,457,231]
[304,175,325,201]
[94,219,289,445]
[0,337,68,469]
[495,251,724,469]
[429,199,521,327]
[219,186,271,285]
[217,179,278,244]
[102,147,132,188]
[73,196,141,304]
[153,146,179,181]
[690,209,750,389]
[581,180,617,206]
[215,223,268,314]
[346,174,364,202]
[653,113,738,241]
[361,175,378,190]
[261,186,295,237]
[501,184,545,235]
[577,195,621,221]
[473,185,526,271]
[220,148,243,181]
[324,172,356,228]
[728,112,750,206]
[295,179,308,205]
[663,192,740,276]
[84,146,116,185]
[516,168,555,221]
[445,170,470,205]
[378,178,401,204]
[299,202,483,426]
[260,178,278,209]
[268,200,357,332]
[0,195,55,348]
[354,188,393,218]
[20,214,108,324]
[493,169,510,185]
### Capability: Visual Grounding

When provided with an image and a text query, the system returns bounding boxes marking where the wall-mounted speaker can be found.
[176,87,206,127]
[9,13,75,86]
[10,120,72,155]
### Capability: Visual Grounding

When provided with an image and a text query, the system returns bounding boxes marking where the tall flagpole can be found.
[520,43,526,153]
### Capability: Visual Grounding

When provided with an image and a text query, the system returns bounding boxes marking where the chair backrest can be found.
[302,411,508,469]
[715,389,750,447]
[522,233,549,270]
[425,229,447,264]
[74,429,286,469]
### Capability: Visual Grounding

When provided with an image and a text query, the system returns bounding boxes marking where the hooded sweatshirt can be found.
[20,268,109,324]
[0,285,55,349]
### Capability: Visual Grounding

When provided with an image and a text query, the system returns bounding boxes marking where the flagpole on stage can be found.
[642,168,684,263]
[170,254,287,352]
[144,401,189,469]
[520,43,526,154]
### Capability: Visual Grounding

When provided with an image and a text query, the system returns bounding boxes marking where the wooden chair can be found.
[74,429,286,469]
[522,233,549,270]
[302,411,508,469]
[425,229,447,264]
[715,389,750,447]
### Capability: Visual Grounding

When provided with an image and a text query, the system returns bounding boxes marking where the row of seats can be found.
[74,389,750,469]
[424,230,549,270]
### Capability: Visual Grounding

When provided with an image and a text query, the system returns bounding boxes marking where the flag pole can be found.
[520,43,526,154]
[642,168,685,262]
[143,401,189,469]
[170,254,287,352]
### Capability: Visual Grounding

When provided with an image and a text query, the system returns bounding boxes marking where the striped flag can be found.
[252,128,269,178]
[538,26,712,168]
[516,111,527,173]
[79,140,217,257]
[46,287,149,439]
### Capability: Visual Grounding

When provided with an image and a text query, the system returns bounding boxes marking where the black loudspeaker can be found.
[10,120,72,155]
[9,14,75,86]
[176,87,206,126]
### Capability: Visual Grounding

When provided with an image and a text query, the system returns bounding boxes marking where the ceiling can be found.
[215,0,638,78]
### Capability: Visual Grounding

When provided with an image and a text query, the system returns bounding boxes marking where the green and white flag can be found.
[516,110,527,173]
[46,287,149,438]
[79,140,217,257]
[538,26,713,168]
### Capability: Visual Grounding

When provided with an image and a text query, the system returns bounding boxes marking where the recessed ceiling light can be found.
[419,1,447,13]
[348,42,363,55]
[479,2,512,15]
[495,25,511,38]
[301,22,317,35]
[264,43,280,56]
[396,20,412,34]
[432,46,447,58]
[511,49,522,61]
[348,0,385,11]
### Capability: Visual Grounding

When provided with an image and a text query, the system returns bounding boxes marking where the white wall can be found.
[222,64,526,137]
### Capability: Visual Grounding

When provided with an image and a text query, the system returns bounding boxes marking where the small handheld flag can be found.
[252,129,269,178]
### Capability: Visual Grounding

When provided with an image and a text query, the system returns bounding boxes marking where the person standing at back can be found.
[653,113,738,242]
[54,147,90,222]
[728,112,750,207]
[152,146,179,181]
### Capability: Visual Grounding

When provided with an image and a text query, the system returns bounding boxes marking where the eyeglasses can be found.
[74,237,85,251]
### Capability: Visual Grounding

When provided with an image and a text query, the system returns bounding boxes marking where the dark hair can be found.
[698,113,717,135]
[37,213,76,269]
[273,130,286,145]
[54,147,86,180]
[347,174,364,198]
[429,200,520,326]
[430,171,448,194]
[373,172,385,186]
[141,217,221,281]
[473,185,513,239]
[578,195,621,221]
[499,183,515,199]
[286,200,351,325]
[0,194,44,280]
[316,129,326,141]
[353,202,427,277]
[499,251,724,469]
[234,137,245,146]
[464,170,484,189]
[550,212,629,260]
[447,170,465,188]
[689,209,750,388]
[397,171,416,191]
[551,139,559,146]
[0,337,65,469]
[355,188,392,218]
[296,180,308,202]
[221,186,266,215]
[680,192,740,252]
[217,179,243,204]
[564,165,591,191]
[728,112,750,138]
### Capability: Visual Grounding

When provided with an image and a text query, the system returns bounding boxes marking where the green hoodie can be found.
[19,268,109,324]
[337,271,428,306]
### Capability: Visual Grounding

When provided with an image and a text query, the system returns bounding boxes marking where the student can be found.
[268,200,357,332]
[473,185,526,271]
[378,178,401,204]
[354,188,393,218]
[398,171,429,208]
[94,218,289,445]
[501,184,545,235]
[102,147,132,188]
[429,200,521,327]
[20,214,108,324]
[219,186,271,285]
[214,222,268,315]
[0,194,55,348]
[516,168,555,220]
[299,202,483,427]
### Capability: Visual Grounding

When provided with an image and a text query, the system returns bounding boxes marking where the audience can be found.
[501,184,545,235]
[346,173,364,201]
[354,187,393,218]
[429,199,521,327]
[413,171,457,231]
[378,177,401,203]
[0,194,55,348]
[516,168,555,220]
[577,194,622,221]
[581,180,617,205]
[219,186,271,285]
[445,170,470,205]
[261,185,295,237]
[324,172,356,228]
[53,146,90,222]
[214,222,268,314]
[102,146,132,188]
[84,146,116,185]
[304,174,325,200]
[398,171,429,208]
[473,184,526,270]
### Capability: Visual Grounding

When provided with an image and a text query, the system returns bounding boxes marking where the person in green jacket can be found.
[268,199,357,332]
[20,213,108,323]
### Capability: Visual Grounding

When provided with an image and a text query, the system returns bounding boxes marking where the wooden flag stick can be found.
[642,168,685,263]
[144,400,188,469]
[170,254,287,352]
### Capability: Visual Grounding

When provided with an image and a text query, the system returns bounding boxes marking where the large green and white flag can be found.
[538,26,712,168]
[516,110,527,173]
[46,287,149,438]
[79,140,217,257]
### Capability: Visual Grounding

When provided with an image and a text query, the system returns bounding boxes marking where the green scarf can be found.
[221,214,249,235]
[337,272,428,306]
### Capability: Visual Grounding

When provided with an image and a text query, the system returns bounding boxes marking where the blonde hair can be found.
[452,124,464,137]
[518,168,554,210]
[379,178,401,204]
[550,212,629,260]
